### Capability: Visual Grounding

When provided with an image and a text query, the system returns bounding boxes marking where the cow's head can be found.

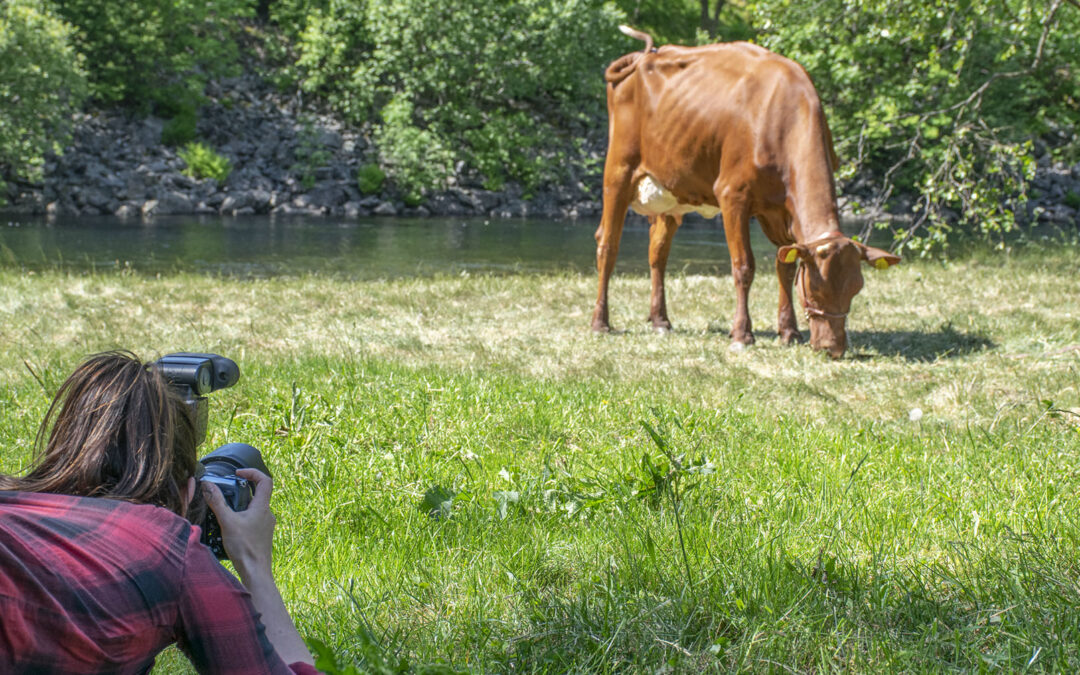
[777,237,900,359]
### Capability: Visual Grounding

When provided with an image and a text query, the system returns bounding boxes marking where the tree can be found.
[293,0,627,196]
[0,0,87,200]
[743,0,1080,253]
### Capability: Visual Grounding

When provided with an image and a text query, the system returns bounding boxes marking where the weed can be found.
[178,142,232,182]
[1065,190,1080,210]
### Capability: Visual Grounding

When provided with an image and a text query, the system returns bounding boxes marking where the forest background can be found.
[1,0,1079,253]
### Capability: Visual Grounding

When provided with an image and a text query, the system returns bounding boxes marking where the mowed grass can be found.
[1,242,1080,672]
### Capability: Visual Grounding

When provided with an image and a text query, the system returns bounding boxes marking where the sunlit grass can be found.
[2,243,1079,672]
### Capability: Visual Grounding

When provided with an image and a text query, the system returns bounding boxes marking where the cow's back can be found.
[608,41,832,209]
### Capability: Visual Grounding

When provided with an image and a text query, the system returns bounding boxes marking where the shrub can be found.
[742,0,1080,253]
[48,0,253,107]
[356,163,386,195]
[293,0,626,193]
[179,142,232,182]
[0,0,87,197]
[374,95,454,203]
[161,102,198,147]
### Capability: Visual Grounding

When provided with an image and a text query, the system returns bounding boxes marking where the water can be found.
[0,214,784,279]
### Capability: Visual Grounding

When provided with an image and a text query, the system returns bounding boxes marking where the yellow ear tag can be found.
[874,258,889,270]
[784,249,798,264]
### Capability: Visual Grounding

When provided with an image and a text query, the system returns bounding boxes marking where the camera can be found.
[198,443,271,560]
[155,352,270,560]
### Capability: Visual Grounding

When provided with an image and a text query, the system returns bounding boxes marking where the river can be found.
[0,214,785,279]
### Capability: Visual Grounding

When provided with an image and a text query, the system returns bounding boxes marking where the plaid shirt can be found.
[0,491,318,675]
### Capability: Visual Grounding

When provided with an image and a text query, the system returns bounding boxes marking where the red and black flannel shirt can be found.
[0,491,319,675]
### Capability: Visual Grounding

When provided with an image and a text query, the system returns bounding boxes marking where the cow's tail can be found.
[605,25,654,85]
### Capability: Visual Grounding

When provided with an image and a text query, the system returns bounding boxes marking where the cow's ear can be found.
[860,244,901,270]
[777,244,808,264]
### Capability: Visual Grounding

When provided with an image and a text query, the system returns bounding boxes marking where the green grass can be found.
[2,243,1080,672]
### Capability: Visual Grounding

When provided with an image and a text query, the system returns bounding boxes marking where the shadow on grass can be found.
[848,323,995,361]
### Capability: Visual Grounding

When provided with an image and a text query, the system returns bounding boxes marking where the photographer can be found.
[0,351,317,674]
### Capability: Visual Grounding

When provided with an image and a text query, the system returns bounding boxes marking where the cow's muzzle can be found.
[808,315,847,359]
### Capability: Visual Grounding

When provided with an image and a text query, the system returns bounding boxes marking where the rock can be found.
[343,201,370,218]
[374,201,398,216]
[296,184,347,210]
[155,191,193,215]
[220,193,250,213]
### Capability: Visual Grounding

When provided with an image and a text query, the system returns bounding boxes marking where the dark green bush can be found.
[292,0,626,194]
[160,102,199,147]
[356,163,386,195]
[742,0,1080,253]
[0,0,87,198]
[48,0,253,107]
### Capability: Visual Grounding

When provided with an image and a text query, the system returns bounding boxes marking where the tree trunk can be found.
[700,0,727,37]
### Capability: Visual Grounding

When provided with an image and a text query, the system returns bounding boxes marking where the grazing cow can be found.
[592,26,900,358]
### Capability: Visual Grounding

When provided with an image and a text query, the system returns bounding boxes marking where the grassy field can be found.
[2,241,1080,672]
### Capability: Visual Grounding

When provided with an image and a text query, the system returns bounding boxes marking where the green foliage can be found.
[0,0,87,195]
[160,101,198,147]
[356,163,386,195]
[179,142,232,182]
[611,0,753,45]
[309,634,467,675]
[374,95,454,202]
[742,0,1080,254]
[48,0,253,106]
[292,0,626,193]
[291,117,334,190]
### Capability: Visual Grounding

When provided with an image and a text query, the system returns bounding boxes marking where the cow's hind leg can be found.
[647,213,682,332]
[592,165,635,332]
[719,187,755,345]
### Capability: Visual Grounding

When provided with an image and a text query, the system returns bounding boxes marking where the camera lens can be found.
[199,443,271,478]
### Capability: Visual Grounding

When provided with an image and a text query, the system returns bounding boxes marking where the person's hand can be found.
[201,468,276,582]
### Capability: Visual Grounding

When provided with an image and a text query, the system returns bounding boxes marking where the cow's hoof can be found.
[592,322,612,333]
[780,330,804,345]
[650,319,672,334]
[729,331,755,346]
[728,341,749,353]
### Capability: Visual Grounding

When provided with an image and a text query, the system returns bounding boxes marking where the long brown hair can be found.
[0,351,199,515]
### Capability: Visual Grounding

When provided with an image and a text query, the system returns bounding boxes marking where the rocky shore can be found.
[2,68,604,221]
[3,67,1079,228]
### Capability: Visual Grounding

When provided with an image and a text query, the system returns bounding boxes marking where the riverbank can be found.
[3,62,1079,228]
[1,59,605,222]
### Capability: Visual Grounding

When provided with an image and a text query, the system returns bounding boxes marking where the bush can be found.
[292,0,627,193]
[179,142,232,182]
[374,95,454,203]
[742,0,1080,253]
[48,0,253,107]
[160,102,198,147]
[0,0,87,197]
[356,163,386,195]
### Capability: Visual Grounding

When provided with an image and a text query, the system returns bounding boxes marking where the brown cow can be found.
[591,27,900,358]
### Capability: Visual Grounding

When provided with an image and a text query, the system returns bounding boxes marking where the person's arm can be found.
[201,468,314,668]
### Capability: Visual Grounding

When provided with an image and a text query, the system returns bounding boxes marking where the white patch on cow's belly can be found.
[630,175,722,219]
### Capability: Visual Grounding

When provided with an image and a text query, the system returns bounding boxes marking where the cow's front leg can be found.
[775,255,802,344]
[592,165,635,332]
[647,213,681,332]
[720,190,754,345]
